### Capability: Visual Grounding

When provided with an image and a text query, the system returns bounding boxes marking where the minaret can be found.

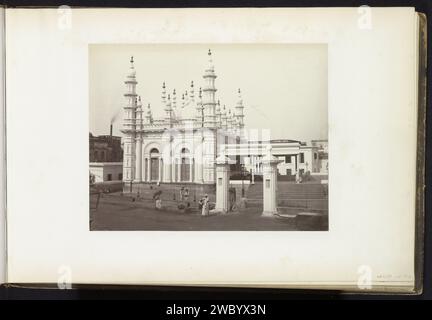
[190,81,195,102]
[227,109,233,129]
[161,82,167,106]
[145,103,152,124]
[235,88,245,129]
[136,96,143,131]
[231,111,237,130]
[165,94,173,126]
[202,49,217,128]
[195,87,204,126]
[134,96,143,182]
[121,56,138,184]
[172,89,177,119]
[221,105,228,130]
[215,100,222,128]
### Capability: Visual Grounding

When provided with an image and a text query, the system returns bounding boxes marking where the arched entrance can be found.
[150,148,160,181]
[180,147,191,182]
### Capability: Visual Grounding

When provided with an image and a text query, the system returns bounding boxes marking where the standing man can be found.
[201,194,209,216]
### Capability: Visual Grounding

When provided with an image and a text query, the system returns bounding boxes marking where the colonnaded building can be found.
[120,50,328,187]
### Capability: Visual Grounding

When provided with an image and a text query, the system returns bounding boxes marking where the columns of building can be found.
[193,143,204,184]
[172,158,177,182]
[189,157,193,182]
[163,155,172,183]
[143,158,148,181]
[202,130,216,183]
[134,97,143,182]
[147,158,151,182]
[158,158,163,183]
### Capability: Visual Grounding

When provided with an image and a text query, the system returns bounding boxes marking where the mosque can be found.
[121,49,328,187]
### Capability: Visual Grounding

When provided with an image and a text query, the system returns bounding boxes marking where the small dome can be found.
[127,56,136,78]
[127,68,136,78]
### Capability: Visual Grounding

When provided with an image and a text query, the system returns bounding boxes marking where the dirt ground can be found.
[90,193,328,231]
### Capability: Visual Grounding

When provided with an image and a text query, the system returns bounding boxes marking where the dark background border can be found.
[0,0,431,300]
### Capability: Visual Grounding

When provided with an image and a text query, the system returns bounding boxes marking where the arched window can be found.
[180,147,191,182]
[150,148,159,154]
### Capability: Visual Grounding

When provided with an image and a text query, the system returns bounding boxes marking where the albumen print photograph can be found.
[89,44,328,231]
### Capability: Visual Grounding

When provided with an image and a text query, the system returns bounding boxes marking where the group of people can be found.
[198,195,210,216]
[181,186,211,216]
[151,185,237,216]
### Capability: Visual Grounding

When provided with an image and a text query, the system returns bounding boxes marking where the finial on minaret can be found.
[199,87,202,99]
[130,56,134,64]
[208,49,211,56]
[161,81,167,105]
[189,81,194,101]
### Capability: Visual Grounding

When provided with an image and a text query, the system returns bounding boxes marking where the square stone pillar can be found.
[262,146,283,217]
[213,152,236,214]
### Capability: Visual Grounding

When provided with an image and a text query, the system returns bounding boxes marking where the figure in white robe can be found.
[201,195,209,216]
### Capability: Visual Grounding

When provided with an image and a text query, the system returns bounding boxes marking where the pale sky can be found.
[89,44,327,141]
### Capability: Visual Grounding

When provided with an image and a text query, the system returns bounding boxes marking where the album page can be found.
[5,7,419,291]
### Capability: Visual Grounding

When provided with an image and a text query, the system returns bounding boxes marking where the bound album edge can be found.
[0,6,6,287]
[413,11,427,295]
